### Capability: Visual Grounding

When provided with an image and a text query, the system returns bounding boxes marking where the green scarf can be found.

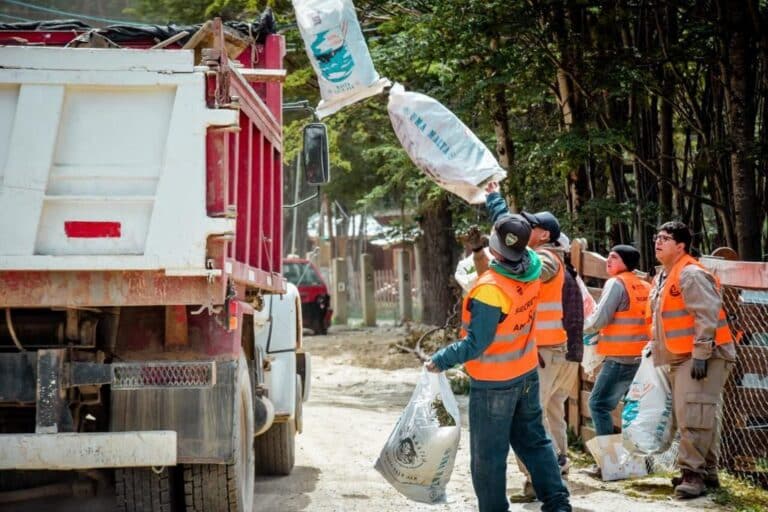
[490,248,541,282]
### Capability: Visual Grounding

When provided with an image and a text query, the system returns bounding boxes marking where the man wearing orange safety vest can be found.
[583,245,649,477]
[426,214,571,512]
[649,221,736,499]
[485,185,577,500]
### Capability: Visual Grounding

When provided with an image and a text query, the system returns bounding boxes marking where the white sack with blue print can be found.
[292,0,390,118]
[621,350,674,454]
[387,83,506,204]
[375,368,460,504]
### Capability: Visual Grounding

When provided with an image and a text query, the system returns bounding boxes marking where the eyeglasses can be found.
[653,233,675,243]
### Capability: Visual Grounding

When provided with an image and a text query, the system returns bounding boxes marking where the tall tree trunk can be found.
[720,0,761,260]
[658,2,676,221]
[487,82,519,212]
[417,195,456,325]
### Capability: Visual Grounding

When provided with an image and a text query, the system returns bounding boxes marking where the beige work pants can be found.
[668,357,733,475]
[517,346,579,477]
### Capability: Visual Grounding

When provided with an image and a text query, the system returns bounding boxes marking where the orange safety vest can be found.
[598,272,651,356]
[535,249,567,346]
[461,270,541,381]
[660,254,733,354]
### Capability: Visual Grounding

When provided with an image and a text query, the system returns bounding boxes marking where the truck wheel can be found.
[182,355,254,512]
[115,467,178,512]
[253,380,298,476]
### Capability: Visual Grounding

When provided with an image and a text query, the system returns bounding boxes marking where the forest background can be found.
[3,0,767,324]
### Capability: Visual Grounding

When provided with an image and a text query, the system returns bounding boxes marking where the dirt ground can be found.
[252,325,725,512]
[1,325,755,511]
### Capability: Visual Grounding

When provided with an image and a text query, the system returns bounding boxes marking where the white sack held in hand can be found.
[454,248,492,294]
[581,333,604,379]
[621,350,674,454]
[387,83,506,204]
[375,368,460,504]
[292,0,390,118]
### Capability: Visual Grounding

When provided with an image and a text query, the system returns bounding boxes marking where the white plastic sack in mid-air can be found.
[454,248,492,294]
[387,83,506,204]
[292,0,390,118]
[621,350,674,454]
[375,368,460,504]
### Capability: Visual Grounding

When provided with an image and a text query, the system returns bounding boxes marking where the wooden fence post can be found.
[396,249,413,322]
[332,257,348,325]
[360,253,376,326]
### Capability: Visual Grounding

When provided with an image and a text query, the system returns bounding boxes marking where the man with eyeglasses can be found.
[649,221,736,498]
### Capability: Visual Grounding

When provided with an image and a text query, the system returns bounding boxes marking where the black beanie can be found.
[611,244,641,272]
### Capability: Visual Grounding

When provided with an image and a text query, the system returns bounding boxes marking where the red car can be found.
[283,257,333,335]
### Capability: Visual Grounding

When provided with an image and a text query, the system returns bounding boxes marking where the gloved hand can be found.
[691,358,708,380]
[538,352,546,368]
[464,225,489,252]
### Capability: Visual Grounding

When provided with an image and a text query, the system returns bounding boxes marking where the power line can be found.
[1,0,144,26]
[0,12,35,22]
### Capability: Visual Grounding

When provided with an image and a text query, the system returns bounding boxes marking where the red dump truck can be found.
[0,15,328,511]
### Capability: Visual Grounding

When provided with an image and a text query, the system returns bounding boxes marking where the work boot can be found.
[581,464,601,479]
[671,472,720,489]
[674,470,706,499]
[509,480,536,503]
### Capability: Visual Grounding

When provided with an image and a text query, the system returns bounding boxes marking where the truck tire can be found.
[115,467,178,512]
[253,379,298,476]
[182,355,254,512]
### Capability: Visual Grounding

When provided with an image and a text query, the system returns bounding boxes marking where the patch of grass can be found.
[623,479,673,499]
[710,472,768,512]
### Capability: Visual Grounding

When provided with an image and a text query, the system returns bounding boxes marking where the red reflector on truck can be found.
[64,221,121,238]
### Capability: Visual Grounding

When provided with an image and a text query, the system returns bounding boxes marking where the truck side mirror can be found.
[302,123,330,186]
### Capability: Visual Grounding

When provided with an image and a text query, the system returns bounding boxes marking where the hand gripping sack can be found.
[621,351,674,454]
[581,333,603,378]
[387,83,506,204]
[292,0,390,118]
[454,248,492,294]
[375,368,460,503]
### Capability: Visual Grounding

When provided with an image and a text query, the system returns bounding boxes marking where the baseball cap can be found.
[489,214,531,263]
[521,211,561,243]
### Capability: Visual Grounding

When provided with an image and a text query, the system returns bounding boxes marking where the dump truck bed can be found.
[0,25,286,307]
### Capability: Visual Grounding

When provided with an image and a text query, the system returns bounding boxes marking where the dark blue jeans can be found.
[469,370,571,512]
[589,359,640,436]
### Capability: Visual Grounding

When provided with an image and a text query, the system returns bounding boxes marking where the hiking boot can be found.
[509,480,537,503]
[674,470,706,499]
[671,472,720,489]
[581,464,601,479]
[557,454,570,475]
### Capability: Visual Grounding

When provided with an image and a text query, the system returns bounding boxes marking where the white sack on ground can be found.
[292,0,390,118]
[375,368,460,504]
[621,351,674,454]
[586,434,647,481]
[387,83,506,204]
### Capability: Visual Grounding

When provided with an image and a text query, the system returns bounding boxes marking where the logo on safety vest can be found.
[670,285,681,297]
